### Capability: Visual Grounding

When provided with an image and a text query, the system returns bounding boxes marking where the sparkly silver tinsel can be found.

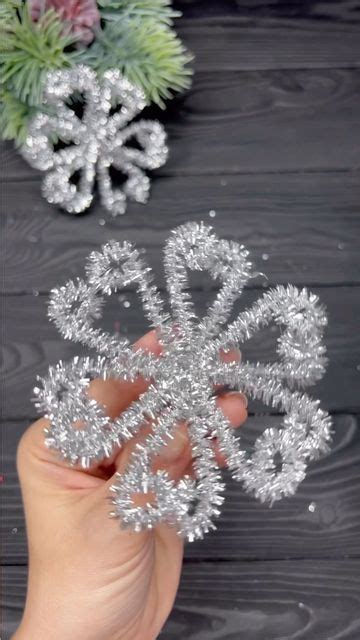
[34,222,332,541]
[21,65,168,215]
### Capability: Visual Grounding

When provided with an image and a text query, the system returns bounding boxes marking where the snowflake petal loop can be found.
[213,361,332,502]
[214,285,328,387]
[48,239,168,362]
[164,222,252,341]
[110,408,198,532]
[33,356,113,468]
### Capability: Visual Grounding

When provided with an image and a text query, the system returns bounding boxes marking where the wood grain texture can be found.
[167,69,360,173]
[2,414,360,564]
[2,68,360,180]
[2,172,360,292]
[175,0,360,24]
[2,287,359,418]
[164,561,360,639]
[178,21,360,71]
[2,561,360,640]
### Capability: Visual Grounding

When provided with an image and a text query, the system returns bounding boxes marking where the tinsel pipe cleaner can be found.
[33,222,332,541]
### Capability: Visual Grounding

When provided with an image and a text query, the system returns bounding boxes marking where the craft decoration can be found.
[34,222,332,541]
[21,65,168,215]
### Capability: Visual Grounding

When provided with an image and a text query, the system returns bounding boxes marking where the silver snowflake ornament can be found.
[34,222,332,541]
[21,65,168,215]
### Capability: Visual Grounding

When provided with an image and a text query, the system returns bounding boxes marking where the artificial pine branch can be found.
[98,0,181,25]
[0,88,33,143]
[0,1,192,144]
[80,16,192,107]
[0,3,78,143]
[0,6,75,105]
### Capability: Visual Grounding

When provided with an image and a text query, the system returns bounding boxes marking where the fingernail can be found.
[220,347,241,363]
[157,427,188,462]
[227,391,248,408]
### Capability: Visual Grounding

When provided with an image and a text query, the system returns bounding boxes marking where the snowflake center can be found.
[79,110,123,163]
[159,345,211,417]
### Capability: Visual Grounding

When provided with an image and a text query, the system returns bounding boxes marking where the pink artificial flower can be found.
[29,0,101,45]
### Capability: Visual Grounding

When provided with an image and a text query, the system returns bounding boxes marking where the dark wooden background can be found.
[1,1,360,638]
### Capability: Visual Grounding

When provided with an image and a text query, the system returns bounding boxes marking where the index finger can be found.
[88,329,162,418]
[16,331,163,488]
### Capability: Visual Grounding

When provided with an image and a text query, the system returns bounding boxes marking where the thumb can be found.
[16,417,107,492]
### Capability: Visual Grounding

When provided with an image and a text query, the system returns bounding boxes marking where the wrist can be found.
[13,613,92,640]
[12,614,155,640]
[13,622,69,640]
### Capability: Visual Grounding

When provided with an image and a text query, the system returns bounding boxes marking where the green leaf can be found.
[98,0,181,25]
[0,89,32,144]
[0,5,75,106]
[80,16,193,107]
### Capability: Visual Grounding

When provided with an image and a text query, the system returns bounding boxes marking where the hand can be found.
[14,331,247,640]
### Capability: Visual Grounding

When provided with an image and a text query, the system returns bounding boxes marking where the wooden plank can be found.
[165,561,360,639]
[2,173,360,293]
[178,21,360,71]
[2,68,360,181]
[2,287,359,418]
[2,561,360,639]
[175,0,360,24]
[2,414,360,564]
[166,68,360,173]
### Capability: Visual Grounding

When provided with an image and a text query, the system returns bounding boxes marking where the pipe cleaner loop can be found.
[34,222,332,540]
[21,65,168,215]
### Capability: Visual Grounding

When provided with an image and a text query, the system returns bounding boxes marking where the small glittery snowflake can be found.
[22,65,168,215]
[34,222,332,541]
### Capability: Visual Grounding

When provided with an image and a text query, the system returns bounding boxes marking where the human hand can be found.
[14,331,247,640]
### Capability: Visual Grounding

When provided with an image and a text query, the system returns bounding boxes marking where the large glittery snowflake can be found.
[22,65,168,215]
[34,222,332,541]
